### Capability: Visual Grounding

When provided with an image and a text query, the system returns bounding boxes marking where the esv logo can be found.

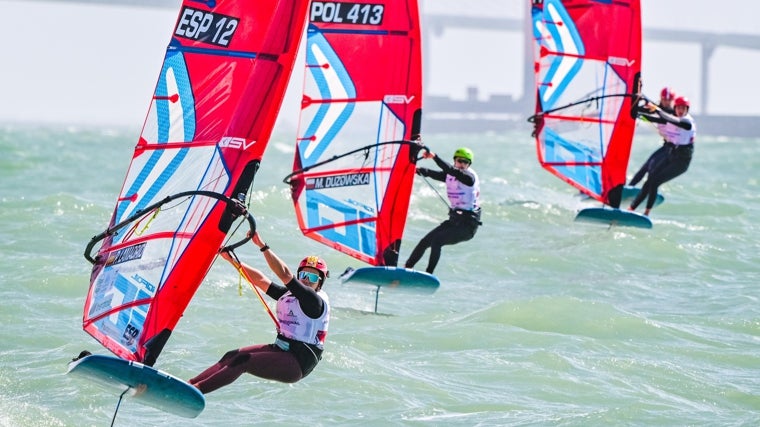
[219,137,256,150]
[383,94,415,104]
[608,56,636,67]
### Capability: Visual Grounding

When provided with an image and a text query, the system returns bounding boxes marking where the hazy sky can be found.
[2,0,759,127]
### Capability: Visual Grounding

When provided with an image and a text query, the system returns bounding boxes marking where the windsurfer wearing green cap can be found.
[405,146,481,274]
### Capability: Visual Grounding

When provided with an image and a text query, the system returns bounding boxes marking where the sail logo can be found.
[310,2,385,25]
[307,173,371,190]
[174,7,239,47]
[219,136,256,150]
[608,56,636,67]
[131,274,156,293]
[384,94,415,104]
[107,243,147,266]
[122,323,140,346]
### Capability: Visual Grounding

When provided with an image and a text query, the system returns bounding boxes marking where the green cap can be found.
[453,147,474,163]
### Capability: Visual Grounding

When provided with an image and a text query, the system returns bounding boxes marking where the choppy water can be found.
[1,123,759,426]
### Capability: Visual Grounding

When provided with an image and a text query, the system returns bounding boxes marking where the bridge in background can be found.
[46,0,760,137]
[425,13,760,137]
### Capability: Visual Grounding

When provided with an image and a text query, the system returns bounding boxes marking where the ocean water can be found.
[1,123,759,426]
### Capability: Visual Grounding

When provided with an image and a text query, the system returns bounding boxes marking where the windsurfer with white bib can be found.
[405,146,481,274]
[189,231,330,393]
[629,95,695,216]
[630,86,678,186]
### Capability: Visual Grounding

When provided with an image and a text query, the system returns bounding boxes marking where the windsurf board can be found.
[339,266,439,293]
[67,354,204,418]
[575,207,653,229]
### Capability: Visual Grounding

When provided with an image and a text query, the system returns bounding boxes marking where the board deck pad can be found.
[67,354,205,418]
[340,266,440,292]
[575,207,653,229]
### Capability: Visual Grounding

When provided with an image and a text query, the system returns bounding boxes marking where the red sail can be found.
[82,0,310,363]
[289,0,423,266]
[530,0,642,205]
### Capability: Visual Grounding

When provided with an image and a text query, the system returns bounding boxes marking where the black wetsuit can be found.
[630,109,694,211]
[630,104,675,186]
[404,155,481,274]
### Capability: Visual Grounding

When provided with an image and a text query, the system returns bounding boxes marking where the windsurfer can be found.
[404,147,481,274]
[189,232,330,393]
[630,87,678,186]
[629,96,695,216]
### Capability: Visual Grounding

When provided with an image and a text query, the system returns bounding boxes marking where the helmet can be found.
[660,87,676,101]
[453,147,474,163]
[298,256,329,279]
[674,96,690,108]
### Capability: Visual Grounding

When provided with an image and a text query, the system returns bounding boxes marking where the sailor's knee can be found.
[219,349,240,363]
[219,349,252,368]
[419,235,435,246]
[230,352,252,367]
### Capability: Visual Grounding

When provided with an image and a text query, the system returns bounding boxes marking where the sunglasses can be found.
[298,271,320,283]
[454,157,471,165]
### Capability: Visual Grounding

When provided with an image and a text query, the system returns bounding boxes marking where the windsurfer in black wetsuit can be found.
[189,231,330,393]
[404,147,481,274]
[629,96,695,216]
[630,87,678,186]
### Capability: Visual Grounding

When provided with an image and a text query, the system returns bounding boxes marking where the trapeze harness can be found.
[272,284,330,377]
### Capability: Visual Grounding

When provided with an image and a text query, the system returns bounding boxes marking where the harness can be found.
[449,207,483,226]
[274,334,323,377]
